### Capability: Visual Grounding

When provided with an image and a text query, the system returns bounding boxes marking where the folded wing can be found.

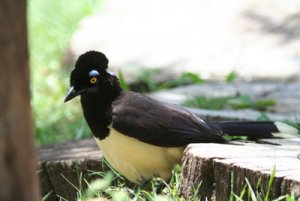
[112,92,225,147]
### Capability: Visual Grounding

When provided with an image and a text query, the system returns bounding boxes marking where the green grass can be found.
[52,164,299,201]
[226,71,238,83]
[129,69,204,93]
[59,164,188,201]
[229,167,298,201]
[28,0,105,144]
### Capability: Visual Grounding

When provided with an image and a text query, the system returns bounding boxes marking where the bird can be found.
[64,50,298,183]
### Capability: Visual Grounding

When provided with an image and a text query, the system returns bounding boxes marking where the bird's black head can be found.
[64,51,121,102]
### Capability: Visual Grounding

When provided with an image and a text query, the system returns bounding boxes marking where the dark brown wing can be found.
[111,92,225,147]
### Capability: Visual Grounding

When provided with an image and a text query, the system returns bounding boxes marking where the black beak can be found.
[64,86,80,102]
[64,86,99,102]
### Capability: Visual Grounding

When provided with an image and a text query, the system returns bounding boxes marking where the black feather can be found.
[212,122,279,139]
[112,92,226,147]
[75,50,109,71]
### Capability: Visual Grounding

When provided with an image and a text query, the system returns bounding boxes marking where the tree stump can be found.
[38,139,105,201]
[179,138,300,201]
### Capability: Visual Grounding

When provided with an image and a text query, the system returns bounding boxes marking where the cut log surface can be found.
[38,139,104,201]
[39,138,300,201]
[179,138,300,201]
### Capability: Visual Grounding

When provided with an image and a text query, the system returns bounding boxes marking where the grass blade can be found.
[264,166,276,201]
[231,192,244,201]
[245,178,258,201]
[230,171,235,201]
[239,184,247,200]
[118,70,130,91]
[41,190,53,201]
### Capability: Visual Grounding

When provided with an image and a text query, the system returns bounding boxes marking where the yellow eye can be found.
[90,77,97,84]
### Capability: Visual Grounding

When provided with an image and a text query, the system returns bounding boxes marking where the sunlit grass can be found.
[53,164,298,201]
[28,0,105,144]
[64,164,186,201]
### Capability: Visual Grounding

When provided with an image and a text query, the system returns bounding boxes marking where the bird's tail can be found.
[212,121,299,139]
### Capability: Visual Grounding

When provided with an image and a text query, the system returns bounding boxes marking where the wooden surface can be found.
[39,138,300,200]
[38,139,104,201]
[179,138,300,201]
[0,0,39,200]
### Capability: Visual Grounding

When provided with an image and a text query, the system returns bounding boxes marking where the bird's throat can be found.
[80,91,119,140]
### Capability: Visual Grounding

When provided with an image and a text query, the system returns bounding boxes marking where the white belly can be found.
[94,128,184,183]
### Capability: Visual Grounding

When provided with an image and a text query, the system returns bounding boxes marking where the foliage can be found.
[229,166,298,201]
[54,163,299,201]
[226,71,238,83]
[60,163,186,201]
[117,70,130,91]
[160,72,204,89]
[28,0,104,144]
[132,69,204,93]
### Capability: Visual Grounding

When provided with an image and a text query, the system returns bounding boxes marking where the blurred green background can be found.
[28,0,105,144]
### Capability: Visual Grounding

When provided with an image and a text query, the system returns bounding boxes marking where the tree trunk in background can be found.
[0,0,39,201]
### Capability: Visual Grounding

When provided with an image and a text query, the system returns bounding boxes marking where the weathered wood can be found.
[0,0,39,200]
[38,139,105,201]
[180,138,300,201]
